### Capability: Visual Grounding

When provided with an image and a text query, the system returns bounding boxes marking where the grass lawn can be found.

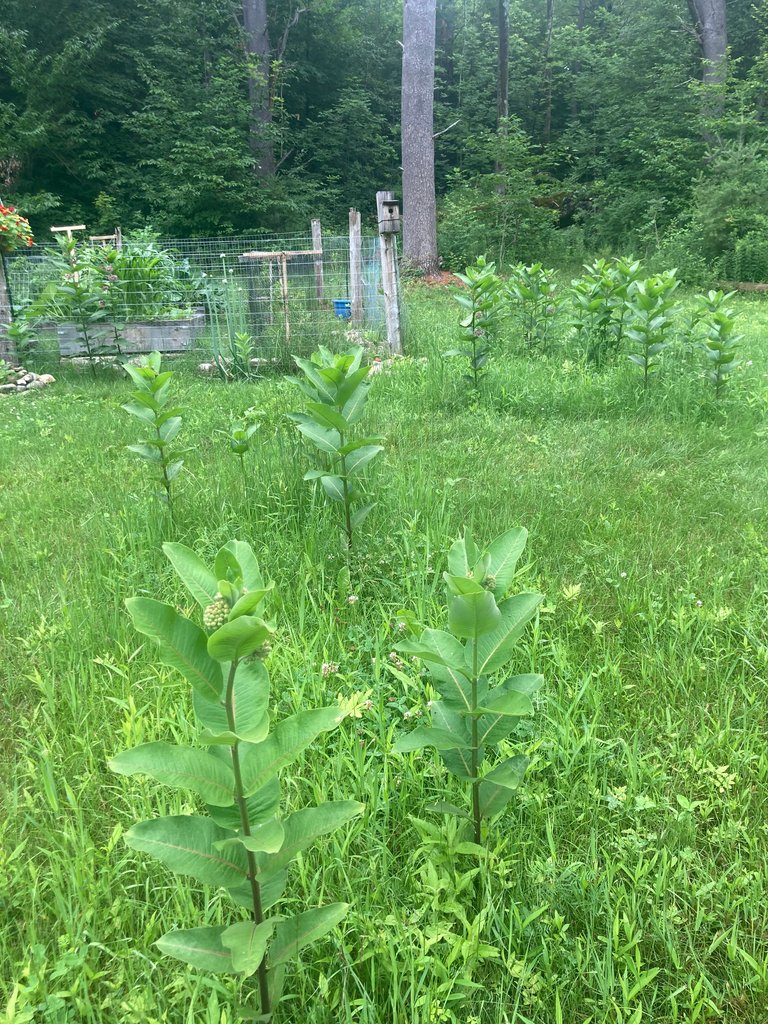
[1,285,767,1023]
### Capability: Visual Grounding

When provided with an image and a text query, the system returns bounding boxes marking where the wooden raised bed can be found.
[53,311,206,357]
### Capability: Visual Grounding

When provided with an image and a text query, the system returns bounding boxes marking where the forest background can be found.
[1,0,767,282]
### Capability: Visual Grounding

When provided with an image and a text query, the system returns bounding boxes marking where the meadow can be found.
[1,284,767,1024]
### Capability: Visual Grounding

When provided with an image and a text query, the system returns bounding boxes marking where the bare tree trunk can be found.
[687,0,727,86]
[402,0,439,275]
[495,0,510,190]
[243,0,275,177]
[542,0,555,145]
[569,0,586,121]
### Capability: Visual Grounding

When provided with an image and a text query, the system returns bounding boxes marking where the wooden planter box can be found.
[53,311,206,357]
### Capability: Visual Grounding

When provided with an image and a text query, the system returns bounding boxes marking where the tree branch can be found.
[276,6,308,60]
[434,119,460,139]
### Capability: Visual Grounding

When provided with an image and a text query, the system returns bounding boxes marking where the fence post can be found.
[311,218,324,303]
[0,253,15,363]
[376,191,402,355]
[349,208,363,325]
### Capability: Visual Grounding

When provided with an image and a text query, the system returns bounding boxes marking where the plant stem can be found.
[339,432,353,550]
[239,454,249,505]
[225,659,272,1019]
[470,639,481,846]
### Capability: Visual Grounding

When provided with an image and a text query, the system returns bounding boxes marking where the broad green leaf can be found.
[394,725,472,753]
[220,541,265,593]
[208,777,280,831]
[162,543,218,607]
[485,528,528,593]
[447,591,501,639]
[344,444,383,476]
[109,742,234,806]
[156,926,234,974]
[426,800,470,819]
[478,755,528,818]
[165,460,183,482]
[447,533,480,577]
[350,502,375,529]
[292,356,336,401]
[229,584,274,620]
[336,366,370,410]
[126,598,223,702]
[471,592,543,674]
[227,869,287,912]
[269,904,349,967]
[221,818,284,854]
[239,708,347,797]
[208,616,270,661]
[432,701,477,780]
[443,572,486,596]
[296,420,340,455]
[478,675,543,745]
[320,475,345,502]
[127,442,161,462]
[337,435,384,457]
[221,920,273,976]
[305,402,349,432]
[475,689,533,717]
[124,816,248,887]
[255,801,364,875]
[397,629,467,671]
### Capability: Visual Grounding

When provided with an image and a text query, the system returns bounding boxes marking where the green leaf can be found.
[394,725,471,753]
[127,442,162,463]
[124,816,248,887]
[305,403,349,432]
[269,904,349,968]
[219,818,284,854]
[475,689,533,717]
[126,598,223,702]
[478,755,528,818]
[478,675,542,745]
[227,869,287,913]
[292,356,336,402]
[256,801,364,876]
[221,920,274,976]
[471,592,543,674]
[162,543,219,608]
[296,420,341,455]
[447,533,480,577]
[209,777,280,831]
[486,528,528,593]
[350,502,375,529]
[208,616,270,661]
[425,800,470,819]
[432,702,476,780]
[156,926,234,974]
[229,584,274,620]
[239,708,347,797]
[443,572,486,596]
[219,541,265,593]
[320,475,345,502]
[344,444,383,476]
[193,662,270,744]
[109,742,234,806]
[447,591,501,639]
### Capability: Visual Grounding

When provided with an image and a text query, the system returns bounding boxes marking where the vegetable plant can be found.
[394,528,543,847]
[447,256,502,389]
[122,351,183,518]
[288,344,383,548]
[111,540,362,1020]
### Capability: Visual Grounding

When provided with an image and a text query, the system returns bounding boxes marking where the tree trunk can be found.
[243,0,276,177]
[497,0,509,129]
[569,0,586,121]
[402,0,439,275]
[542,0,555,145]
[687,0,727,86]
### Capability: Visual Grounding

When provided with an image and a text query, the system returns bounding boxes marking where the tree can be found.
[402,0,439,274]
[687,0,727,86]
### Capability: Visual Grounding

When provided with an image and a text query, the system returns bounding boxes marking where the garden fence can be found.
[1,225,400,365]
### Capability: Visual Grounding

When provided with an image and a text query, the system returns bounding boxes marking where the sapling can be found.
[288,344,383,548]
[122,351,183,518]
[446,256,502,389]
[394,528,543,848]
[625,270,680,390]
[110,540,363,1020]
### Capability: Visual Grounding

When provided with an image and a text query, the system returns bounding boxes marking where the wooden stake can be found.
[311,219,324,303]
[279,253,290,345]
[349,209,363,325]
[376,191,402,355]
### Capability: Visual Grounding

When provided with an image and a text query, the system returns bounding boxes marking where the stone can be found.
[0,383,16,393]
[22,373,35,384]
[37,374,56,385]
[27,379,46,389]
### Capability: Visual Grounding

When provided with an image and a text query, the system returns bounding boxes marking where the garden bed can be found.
[51,310,206,357]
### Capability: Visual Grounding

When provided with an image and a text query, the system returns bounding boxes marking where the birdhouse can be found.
[376,192,401,234]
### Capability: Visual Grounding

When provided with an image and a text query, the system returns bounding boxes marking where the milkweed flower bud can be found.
[203,594,229,630]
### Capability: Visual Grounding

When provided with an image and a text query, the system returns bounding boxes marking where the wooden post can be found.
[279,253,290,345]
[376,191,402,355]
[349,208,363,325]
[311,219,324,303]
[0,252,14,362]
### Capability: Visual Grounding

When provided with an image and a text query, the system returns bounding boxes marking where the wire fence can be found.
[2,229,396,365]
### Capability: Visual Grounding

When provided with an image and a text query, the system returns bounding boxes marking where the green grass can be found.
[1,286,767,1024]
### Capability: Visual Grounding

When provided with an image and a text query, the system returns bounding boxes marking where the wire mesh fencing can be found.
[2,229,395,367]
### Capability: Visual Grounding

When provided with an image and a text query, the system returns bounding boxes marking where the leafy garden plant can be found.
[503,261,560,352]
[700,295,743,399]
[288,344,383,548]
[122,351,183,517]
[625,270,680,389]
[447,256,502,390]
[570,256,642,366]
[111,540,362,1020]
[395,528,543,847]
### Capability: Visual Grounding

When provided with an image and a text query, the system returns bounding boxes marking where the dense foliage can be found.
[2,0,768,276]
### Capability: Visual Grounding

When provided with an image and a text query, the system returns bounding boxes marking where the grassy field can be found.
[1,286,767,1024]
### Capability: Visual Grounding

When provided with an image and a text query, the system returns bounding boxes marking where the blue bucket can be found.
[333,299,352,320]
